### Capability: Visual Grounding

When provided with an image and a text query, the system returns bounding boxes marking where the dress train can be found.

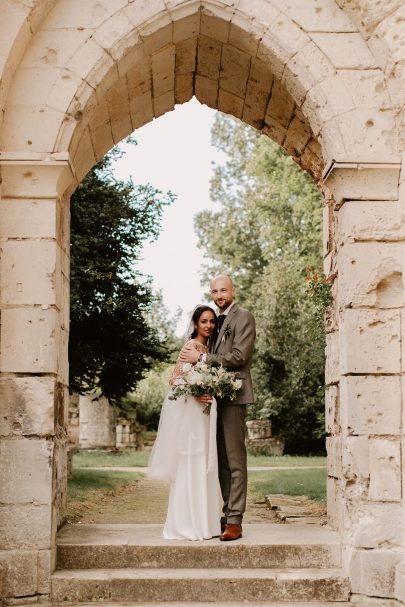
[148,392,221,540]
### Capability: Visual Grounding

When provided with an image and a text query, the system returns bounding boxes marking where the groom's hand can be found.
[179,344,200,363]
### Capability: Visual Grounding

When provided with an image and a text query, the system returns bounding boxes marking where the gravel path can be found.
[68,469,278,524]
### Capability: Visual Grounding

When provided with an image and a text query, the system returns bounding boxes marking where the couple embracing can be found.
[148,275,256,541]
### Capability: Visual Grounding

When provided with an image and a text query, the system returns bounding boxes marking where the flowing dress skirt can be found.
[148,393,221,540]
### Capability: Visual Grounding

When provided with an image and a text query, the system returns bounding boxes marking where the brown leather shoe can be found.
[220,523,242,541]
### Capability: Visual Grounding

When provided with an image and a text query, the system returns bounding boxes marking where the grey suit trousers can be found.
[217,402,247,525]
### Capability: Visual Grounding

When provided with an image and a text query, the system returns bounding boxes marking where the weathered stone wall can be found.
[0,0,404,603]
[246,419,285,456]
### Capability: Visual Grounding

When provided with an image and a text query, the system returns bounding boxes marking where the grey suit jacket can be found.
[206,303,256,405]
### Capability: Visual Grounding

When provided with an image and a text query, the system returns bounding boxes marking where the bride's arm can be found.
[169,342,211,405]
[169,340,196,385]
[169,355,183,385]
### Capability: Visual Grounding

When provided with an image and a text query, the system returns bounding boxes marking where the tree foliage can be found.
[122,363,174,429]
[69,146,175,404]
[195,114,325,454]
[144,290,183,360]
[118,295,182,427]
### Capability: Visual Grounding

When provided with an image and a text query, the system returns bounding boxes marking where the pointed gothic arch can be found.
[0,1,404,603]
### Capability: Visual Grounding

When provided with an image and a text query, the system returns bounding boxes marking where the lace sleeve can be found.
[169,356,184,385]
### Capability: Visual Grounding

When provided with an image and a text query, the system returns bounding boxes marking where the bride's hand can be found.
[196,394,212,405]
[179,344,200,363]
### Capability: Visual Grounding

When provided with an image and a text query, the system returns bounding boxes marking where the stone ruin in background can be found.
[246,420,285,456]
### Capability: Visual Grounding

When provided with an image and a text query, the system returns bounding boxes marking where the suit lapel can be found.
[214,303,238,352]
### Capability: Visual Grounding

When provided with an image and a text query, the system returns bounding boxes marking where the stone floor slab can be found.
[57,523,342,569]
[52,603,347,607]
[57,523,340,546]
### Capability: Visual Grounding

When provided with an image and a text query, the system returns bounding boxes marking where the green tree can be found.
[115,290,182,427]
[69,146,175,404]
[145,289,182,361]
[195,115,325,453]
[121,294,182,428]
[122,363,174,429]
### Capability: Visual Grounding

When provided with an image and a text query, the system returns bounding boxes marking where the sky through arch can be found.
[113,98,224,335]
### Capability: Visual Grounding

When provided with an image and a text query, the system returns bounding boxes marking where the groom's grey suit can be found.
[206,303,256,525]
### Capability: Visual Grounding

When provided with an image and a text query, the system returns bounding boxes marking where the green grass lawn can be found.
[248,468,327,503]
[68,468,141,501]
[73,449,150,468]
[73,448,326,469]
[247,454,326,467]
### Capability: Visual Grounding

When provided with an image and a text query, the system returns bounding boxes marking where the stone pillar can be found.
[68,393,80,446]
[116,418,131,448]
[79,393,116,448]
[0,155,73,601]
[323,161,405,602]
[116,417,139,449]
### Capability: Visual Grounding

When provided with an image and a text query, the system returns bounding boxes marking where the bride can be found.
[148,305,222,540]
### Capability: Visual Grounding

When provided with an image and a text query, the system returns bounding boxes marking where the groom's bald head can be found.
[210,275,235,312]
[210,274,234,288]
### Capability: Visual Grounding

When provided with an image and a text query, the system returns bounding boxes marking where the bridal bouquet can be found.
[169,361,243,414]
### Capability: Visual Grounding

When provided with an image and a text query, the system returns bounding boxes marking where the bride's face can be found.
[196,311,216,340]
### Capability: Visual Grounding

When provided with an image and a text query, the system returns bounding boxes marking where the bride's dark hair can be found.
[190,305,217,339]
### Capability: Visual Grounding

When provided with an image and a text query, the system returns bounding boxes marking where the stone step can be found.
[57,523,341,570]
[51,568,350,603]
[52,603,348,606]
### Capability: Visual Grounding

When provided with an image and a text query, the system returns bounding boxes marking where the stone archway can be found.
[0,0,404,603]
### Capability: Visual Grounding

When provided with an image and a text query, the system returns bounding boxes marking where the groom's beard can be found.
[215,300,233,313]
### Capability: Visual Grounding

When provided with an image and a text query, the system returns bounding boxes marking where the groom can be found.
[180,275,256,541]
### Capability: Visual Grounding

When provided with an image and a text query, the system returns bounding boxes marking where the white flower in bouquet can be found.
[169,361,243,414]
[187,371,200,385]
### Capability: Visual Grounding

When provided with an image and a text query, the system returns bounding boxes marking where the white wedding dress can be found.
[148,341,221,540]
